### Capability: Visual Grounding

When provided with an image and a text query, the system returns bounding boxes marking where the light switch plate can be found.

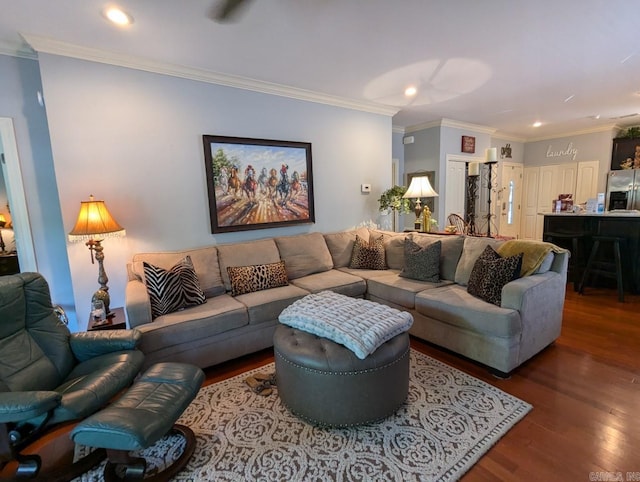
[361,184,371,193]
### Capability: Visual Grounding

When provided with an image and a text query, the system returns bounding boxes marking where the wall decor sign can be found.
[545,142,578,161]
[500,143,512,159]
[461,135,475,153]
[202,135,315,233]
[611,137,640,170]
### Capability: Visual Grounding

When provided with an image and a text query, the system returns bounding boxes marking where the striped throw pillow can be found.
[143,255,206,319]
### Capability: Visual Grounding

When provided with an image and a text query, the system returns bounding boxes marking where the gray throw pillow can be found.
[399,238,441,282]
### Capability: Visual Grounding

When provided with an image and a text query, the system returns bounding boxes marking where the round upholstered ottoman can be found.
[273,324,410,427]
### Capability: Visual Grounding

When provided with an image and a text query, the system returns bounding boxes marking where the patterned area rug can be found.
[76,349,531,481]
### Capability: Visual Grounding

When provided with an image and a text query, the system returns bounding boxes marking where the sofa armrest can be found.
[0,391,62,423]
[125,279,153,328]
[70,330,142,362]
[501,269,567,364]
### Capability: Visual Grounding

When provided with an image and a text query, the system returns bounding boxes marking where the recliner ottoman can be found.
[273,325,410,427]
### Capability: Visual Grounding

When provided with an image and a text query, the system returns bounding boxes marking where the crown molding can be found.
[392,125,405,134]
[524,123,619,143]
[491,132,527,143]
[0,39,37,60]
[21,34,399,117]
[404,117,496,135]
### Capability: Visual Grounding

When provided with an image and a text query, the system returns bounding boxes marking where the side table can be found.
[87,306,127,331]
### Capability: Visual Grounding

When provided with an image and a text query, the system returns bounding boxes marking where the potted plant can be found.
[378,185,412,214]
[378,186,412,232]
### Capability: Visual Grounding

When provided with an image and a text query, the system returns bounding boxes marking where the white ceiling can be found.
[1,0,639,140]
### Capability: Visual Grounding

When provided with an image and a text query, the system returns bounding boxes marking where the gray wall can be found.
[36,53,393,329]
[524,129,615,192]
[0,54,74,320]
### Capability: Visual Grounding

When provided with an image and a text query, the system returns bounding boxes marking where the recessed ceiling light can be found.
[532,121,542,128]
[404,86,417,97]
[103,6,134,26]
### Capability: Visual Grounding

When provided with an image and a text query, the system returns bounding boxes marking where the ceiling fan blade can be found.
[209,0,253,22]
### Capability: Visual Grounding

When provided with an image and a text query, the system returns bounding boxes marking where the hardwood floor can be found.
[204,286,640,481]
[7,285,639,481]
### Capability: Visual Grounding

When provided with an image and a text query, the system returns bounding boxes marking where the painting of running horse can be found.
[203,135,315,233]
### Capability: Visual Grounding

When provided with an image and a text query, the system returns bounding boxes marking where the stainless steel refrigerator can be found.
[605,170,640,211]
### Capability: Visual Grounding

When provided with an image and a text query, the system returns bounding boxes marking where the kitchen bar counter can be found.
[543,213,640,294]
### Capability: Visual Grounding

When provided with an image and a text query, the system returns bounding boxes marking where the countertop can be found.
[541,211,640,217]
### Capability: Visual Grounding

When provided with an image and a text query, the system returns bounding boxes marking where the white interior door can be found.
[497,163,523,239]
[445,159,467,223]
[521,167,540,239]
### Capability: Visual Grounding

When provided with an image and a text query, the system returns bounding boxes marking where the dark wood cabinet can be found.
[543,214,640,293]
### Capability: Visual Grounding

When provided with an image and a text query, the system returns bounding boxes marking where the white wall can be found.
[0,54,75,319]
[36,53,392,328]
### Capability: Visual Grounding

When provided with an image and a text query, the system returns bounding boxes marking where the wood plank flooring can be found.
[7,285,639,481]
[204,286,640,481]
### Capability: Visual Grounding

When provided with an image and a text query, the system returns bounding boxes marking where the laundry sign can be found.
[546,142,578,161]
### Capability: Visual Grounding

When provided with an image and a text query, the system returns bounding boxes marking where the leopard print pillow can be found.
[227,261,289,296]
[467,245,523,305]
[349,234,386,270]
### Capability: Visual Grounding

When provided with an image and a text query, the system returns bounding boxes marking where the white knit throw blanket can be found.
[278,291,413,359]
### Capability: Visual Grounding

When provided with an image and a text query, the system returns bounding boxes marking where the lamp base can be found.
[92,289,111,316]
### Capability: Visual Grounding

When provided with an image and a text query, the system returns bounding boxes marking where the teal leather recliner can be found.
[0,272,144,479]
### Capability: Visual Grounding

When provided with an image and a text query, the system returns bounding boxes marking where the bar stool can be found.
[578,235,626,302]
[543,231,586,291]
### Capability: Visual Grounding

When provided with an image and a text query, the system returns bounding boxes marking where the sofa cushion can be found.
[454,236,505,286]
[227,261,289,296]
[367,272,453,309]
[415,285,522,338]
[383,233,409,270]
[324,228,370,268]
[349,234,386,270]
[233,284,309,325]
[399,238,441,282]
[217,239,281,291]
[467,246,523,306]
[135,294,249,352]
[290,269,367,297]
[132,246,224,298]
[143,256,206,319]
[275,232,333,279]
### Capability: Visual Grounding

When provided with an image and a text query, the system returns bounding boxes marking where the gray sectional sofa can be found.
[125,228,568,375]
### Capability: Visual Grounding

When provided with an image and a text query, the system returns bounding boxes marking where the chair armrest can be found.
[0,391,61,423]
[70,329,142,363]
[125,279,153,328]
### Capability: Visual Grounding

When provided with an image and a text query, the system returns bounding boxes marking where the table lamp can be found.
[403,176,439,232]
[68,195,126,314]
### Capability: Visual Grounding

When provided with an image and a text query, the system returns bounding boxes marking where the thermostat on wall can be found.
[361,184,371,193]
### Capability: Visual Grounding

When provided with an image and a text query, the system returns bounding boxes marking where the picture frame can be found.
[461,135,476,154]
[202,135,315,233]
[611,137,640,170]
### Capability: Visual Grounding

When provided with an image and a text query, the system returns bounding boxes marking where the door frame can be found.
[0,117,37,271]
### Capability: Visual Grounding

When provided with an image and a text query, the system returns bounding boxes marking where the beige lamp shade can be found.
[68,195,126,241]
[0,214,5,228]
[402,176,439,199]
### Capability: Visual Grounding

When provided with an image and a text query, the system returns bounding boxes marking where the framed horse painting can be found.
[202,135,315,233]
